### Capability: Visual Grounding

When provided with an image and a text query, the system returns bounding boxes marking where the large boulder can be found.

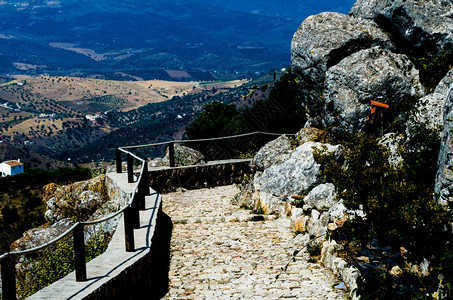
[165,144,205,167]
[435,86,453,206]
[43,175,108,223]
[291,12,394,88]
[255,142,344,214]
[304,183,338,211]
[349,0,453,55]
[252,135,293,171]
[323,46,425,132]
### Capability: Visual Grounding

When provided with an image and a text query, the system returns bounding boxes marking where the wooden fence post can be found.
[1,254,16,300]
[131,193,140,229]
[127,154,134,183]
[73,223,87,282]
[169,142,175,168]
[137,178,146,210]
[143,161,151,196]
[116,149,122,173]
[124,207,135,252]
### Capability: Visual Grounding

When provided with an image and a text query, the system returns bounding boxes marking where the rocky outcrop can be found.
[435,87,453,206]
[323,47,425,132]
[407,93,444,133]
[349,0,453,55]
[254,142,344,214]
[150,144,205,167]
[291,12,394,88]
[167,144,205,166]
[43,175,108,223]
[12,175,122,252]
[10,219,74,251]
[251,134,293,171]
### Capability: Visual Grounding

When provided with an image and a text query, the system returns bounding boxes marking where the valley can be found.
[0,74,261,165]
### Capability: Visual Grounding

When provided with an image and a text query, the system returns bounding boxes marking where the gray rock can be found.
[255,142,343,214]
[252,135,292,171]
[328,200,348,220]
[308,210,330,239]
[349,0,379,19]
[378,133,404,167]
[407,93,444,134]
[435,86,453,205]
[43,175,109,223]
[296,127,328,145]
[350,0,453,55]
[149,157,170,167]
[165,144,205,166]
[304,183,338,211]
[11,218,75,252]
[323,46,425,132]
[435,69,453,97]
[291,12,394,88]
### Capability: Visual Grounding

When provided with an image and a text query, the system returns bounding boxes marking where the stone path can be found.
[162,185,348,299]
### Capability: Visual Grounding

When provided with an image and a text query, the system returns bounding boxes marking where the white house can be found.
[0,160,24,177]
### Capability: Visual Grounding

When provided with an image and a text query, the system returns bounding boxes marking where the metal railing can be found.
[0,131,295,300]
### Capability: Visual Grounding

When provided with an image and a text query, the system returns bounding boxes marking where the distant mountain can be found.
[0,0,354,78]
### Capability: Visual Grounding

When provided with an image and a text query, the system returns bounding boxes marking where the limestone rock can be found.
[291,12,394,88]
[255,142,344,214]
[296,127,328,145]
[43,175,108,223]
[10,218,74,252]
[378,133,404,167]
[252,135,292,171]
[349,0,379,19]
[164,144,205,167]
[323,46,425,132]
[328,200,348,220]
[435,87,453,205]
[149,157,170,167]
[407,93,444,134]
[350,0,453,55]
[308,210,330,239]
[435,69,453,97]
[304,183,338,211]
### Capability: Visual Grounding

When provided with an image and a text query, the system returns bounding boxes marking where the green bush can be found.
[411,50,453,93]
[16,231,111,299]
[314,130,452,298]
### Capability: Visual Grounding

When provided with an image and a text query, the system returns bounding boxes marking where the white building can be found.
[0,160,24,177]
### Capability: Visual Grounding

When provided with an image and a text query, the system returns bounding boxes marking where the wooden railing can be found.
[0,131,295,300]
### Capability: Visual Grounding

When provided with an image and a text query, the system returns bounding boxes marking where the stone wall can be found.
[149,159,252,194]
[83,206,172,300]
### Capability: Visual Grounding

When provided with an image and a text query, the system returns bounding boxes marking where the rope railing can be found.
[0,130,292,300]
[118,131,296,168]
[120,131,297,150]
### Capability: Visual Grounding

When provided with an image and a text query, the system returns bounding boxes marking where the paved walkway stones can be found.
[162,185,348,299]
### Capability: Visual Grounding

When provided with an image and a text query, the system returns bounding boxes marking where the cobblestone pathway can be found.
[162,185,348,299]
